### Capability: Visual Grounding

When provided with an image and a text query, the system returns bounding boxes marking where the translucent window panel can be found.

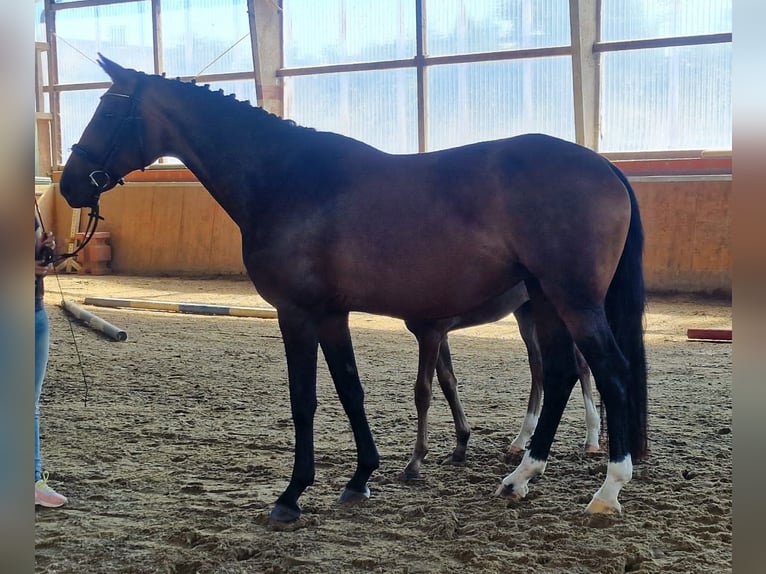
[427,0,570,56]
[161,0,252,77]
[38,91,51,115]
[428,57,574,152]
[285,69,418,154]
[59,89,104,165]
[599,43,731,152]
[601,0,732,41]
[35,1,46,43]
[283,0,415,67]
[55,2,153,84]
[37,51,50,108]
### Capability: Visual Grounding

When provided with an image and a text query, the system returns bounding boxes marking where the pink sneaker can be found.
[35,472,68,508]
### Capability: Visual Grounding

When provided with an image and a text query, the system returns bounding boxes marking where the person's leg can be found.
[34,307,49,482]
[34,307,67,507]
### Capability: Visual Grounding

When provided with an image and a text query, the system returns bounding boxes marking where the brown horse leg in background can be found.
[401,281,597,479]
[402,285,528,480]
[402,289,600,481]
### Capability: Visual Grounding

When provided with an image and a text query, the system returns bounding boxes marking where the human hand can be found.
[41,231,56,250]
[38,232,56,266]
[35,259,53,277]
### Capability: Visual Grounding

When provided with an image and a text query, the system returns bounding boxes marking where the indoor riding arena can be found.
[34,1,731,573]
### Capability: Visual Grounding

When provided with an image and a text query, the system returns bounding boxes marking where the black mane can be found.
[139,68,313,133]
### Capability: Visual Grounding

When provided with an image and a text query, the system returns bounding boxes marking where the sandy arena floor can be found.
[35,275,731,573]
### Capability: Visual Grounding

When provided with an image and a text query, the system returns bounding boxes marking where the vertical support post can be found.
[35,42,51,178]
[152,0,164,75]
[35,43,47,113]
[569,0,601,150]
[248,0,283,116]
[44,0,62,168]
[415,0,428,153]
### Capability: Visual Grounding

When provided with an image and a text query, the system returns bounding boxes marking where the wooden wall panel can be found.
[632,178,731,295]
[691,183,731,289]
[48,178,731,294]
[49,183,246,276]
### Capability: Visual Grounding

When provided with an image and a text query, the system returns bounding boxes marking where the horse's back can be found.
[347,133,633,280]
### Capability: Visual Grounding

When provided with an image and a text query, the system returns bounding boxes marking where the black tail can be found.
[604,163,648,461]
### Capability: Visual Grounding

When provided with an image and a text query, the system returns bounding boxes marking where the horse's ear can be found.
[97,53,127,81]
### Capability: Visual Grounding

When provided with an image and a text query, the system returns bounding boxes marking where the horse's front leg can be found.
[401,328,442,480]
[318,313,379,504]
[270,308,320,523]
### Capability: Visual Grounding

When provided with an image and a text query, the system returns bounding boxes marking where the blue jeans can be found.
[35,307,49,482]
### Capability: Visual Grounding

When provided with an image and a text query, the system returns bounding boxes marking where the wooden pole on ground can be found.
[686,328,732,342]
[82,297,278,319]
[61,299,128,341]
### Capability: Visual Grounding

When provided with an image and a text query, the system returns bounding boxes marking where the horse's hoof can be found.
[507,445,524,455]
[585,497,621,514]
[495,482,525,500]
[441,453,465,465]
[269,503,301,523]
[338,485,370,504]
[495,483,512,497]
[584,445,602,455]
[399,470,423,482]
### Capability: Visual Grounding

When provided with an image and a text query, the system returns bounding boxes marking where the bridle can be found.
[55,80,147,264]
[70,84,147,199]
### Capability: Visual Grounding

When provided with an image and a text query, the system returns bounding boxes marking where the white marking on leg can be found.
[497,451,546,499]
[509,412,538,452]
[582,393,601,452]
[586,455,632,514]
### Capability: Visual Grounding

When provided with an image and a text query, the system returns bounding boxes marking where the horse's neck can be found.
[151,89,284,229]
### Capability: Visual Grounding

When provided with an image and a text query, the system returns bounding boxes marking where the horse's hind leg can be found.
[318,312,380,503]
[434,334,471,464]
[563,309,634,514]
[401,326,442,480]
[508,300,543,454]
[576,348,602,453]
[497,292,579,501]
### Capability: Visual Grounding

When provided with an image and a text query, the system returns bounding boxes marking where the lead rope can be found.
[35,200,90,408]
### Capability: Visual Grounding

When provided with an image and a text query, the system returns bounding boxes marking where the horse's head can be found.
[60,54,153,208]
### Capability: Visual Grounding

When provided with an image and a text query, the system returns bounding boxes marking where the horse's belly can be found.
[340,257,524,320]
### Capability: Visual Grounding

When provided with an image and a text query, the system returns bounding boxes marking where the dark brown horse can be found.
[60,56,647,522]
